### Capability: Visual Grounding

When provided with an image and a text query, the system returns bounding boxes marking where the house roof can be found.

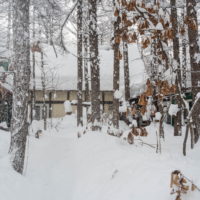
[33,43,146,97]
[0,41,147,98]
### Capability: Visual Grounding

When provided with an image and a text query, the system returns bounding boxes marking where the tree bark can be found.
[9,0,30,174]
[181,11,187,92]
[186,0,200,142]
[112,0,120,129]
[77,0,83,127]
[171,0,182,136]
[82,1,90,102]
[31,7,36,122]
[123,41,130,102]
[186,0,200,97]
[7,0,12,50]
[84,35,90,103]
[89,0,101,130]
[41,51,47,130]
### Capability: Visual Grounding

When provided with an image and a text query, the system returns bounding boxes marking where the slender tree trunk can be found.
[183,122,190,156]
[31,7,36,122]
[186,0,200,142]
[123,41,130,102]
[83,1,90,121]
[181,11,187,92]
[84,35,90,103]
[7,0,12,50]
[83,1,90,103]
[77,0,83,127]
[40,52,47,130]
[186,0,200,97]
[89,0,101,130]
[9,0,30,174]
[171,0,182,136]
[112,0,120,129]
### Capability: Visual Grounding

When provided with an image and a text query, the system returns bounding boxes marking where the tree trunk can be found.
[7,0,12,50]
[112,0,120,129]
[186,0,200,142]
[77,0,83,127]
[181,11,187,92]
[123,41,130,102]
[186,0,200,97]
[31,7,36,122]
[41,51,47,130]
[171,0,182,136]
[183,122,190,156]
[83,1,90,122]
[9,0,30,174]
[89,0,101,130]
[83,0,90,103]
[84,35,90,103]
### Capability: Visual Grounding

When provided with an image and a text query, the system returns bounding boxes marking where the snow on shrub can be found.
[155,112,162,121]
[64,100,72,114]
[168,104,179,116]
[114,90,122,99]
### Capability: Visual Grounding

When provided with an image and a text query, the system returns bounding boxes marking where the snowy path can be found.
[26,117,200,200]
[26,117,78,200]
[1,115,200,200]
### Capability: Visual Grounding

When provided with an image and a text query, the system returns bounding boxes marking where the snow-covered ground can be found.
[0,115,200,200]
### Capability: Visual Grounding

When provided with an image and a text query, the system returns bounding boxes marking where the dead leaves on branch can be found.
[184,16,198,30]
[170,170,200,200]
[113,0,185,67]
[141,38,150,49]
[127,127,148,144]
[135,79,177,118]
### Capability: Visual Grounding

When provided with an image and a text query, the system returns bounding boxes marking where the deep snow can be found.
[0,115,200,200]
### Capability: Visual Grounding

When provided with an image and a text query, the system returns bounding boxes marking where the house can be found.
[31,43,146,120]
[0,42,146,121]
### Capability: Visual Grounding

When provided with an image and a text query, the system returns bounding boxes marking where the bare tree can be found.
[40,51,47,130]
[186,0,200,143]
[112,0,120,129]
[31,6,36,122]
[123,41,130,102]
[89,0,101,130]
[77,0,83,127]
[9,0,31,174]
[170,0,182,136]
[83,1,90,121]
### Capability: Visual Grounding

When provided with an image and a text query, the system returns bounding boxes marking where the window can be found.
[34,104,49,120]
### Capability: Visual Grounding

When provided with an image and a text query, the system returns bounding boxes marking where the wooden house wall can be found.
[33,90,114,119]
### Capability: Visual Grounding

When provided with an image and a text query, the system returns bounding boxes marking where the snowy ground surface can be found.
[0,115,200,200]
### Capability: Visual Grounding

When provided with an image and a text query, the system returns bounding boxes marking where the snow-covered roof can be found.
[33,43,146,97]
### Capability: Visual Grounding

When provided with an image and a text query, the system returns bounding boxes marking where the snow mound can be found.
[168,104,179,116]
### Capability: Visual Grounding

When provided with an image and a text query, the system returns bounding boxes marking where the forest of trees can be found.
[0,0,200,176]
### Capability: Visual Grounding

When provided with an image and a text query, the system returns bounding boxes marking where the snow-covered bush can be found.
[168,104,179,116]
[64,100,72,115]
